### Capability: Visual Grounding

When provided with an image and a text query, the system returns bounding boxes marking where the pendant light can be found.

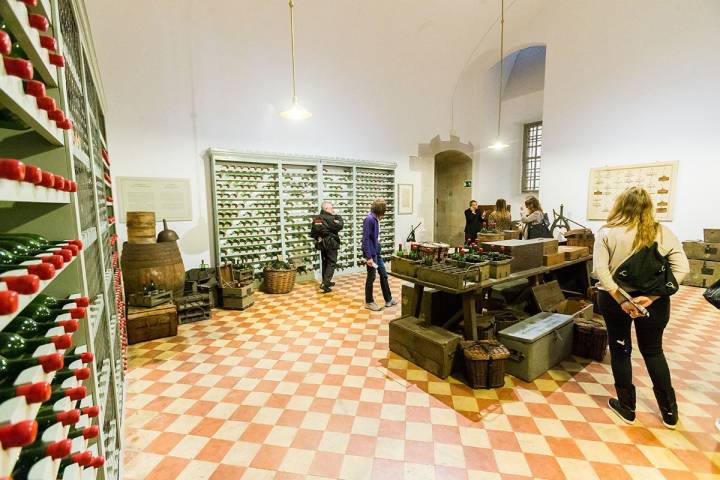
[489,0,509,150]
[280,0,312,120]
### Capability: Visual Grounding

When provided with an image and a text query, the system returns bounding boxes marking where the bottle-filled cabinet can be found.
[0,1,125,479]
[209,149,396,277]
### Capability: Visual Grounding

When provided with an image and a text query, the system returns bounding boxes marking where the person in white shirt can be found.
[592,187,689,429]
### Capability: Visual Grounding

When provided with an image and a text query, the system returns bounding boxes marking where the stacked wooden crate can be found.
[682,229,720,288]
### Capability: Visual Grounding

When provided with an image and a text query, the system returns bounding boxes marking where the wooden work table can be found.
[388,255,593,340]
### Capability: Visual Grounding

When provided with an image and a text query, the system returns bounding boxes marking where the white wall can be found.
[86,0,493,267]
[89,0,720,268]
[454,0,720,240]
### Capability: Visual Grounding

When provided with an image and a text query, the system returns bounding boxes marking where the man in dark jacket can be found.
[464,200,482,244]
[310,201,344,293]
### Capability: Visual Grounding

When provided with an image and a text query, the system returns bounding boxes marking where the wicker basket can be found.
[263,268,296,294]
[461,340,510,389]
[573,315,608,361]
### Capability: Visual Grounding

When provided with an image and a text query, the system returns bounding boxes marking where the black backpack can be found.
[613,242,679,296]
[527,213,553,239]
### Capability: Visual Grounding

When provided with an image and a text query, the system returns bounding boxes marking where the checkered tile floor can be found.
[123,275,720,480]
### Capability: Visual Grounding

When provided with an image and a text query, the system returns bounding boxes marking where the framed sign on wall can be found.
[398,184,413,214]
[117,177,193,222]
[587,161,678,221]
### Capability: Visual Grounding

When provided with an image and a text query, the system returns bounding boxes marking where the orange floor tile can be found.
[123,275,720,479]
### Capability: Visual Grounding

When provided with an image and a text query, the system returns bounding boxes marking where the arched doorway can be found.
[435,149,473,246]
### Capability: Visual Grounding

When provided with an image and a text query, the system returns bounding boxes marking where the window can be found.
[522,121,542,192]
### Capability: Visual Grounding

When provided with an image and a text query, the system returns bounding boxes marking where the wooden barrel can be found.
[126,211,156,244]
[121,241,185,297]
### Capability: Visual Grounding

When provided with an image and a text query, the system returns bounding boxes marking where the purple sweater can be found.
[362,213,380,259]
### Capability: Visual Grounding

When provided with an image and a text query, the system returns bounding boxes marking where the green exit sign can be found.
[463,180,472,188]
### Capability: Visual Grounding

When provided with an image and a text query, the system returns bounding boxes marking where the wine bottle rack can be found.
[0,1,125,479]
[210,149,396,277]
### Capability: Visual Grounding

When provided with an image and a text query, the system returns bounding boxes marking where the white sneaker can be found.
[385,299,398,308]
[365,303,382,311]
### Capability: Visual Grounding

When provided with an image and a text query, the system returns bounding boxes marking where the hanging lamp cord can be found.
[289,0,298,101]
[497,0,505,139]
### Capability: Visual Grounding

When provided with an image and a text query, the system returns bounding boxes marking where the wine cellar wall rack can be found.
[209,149,396,277]
[0,1,125,479]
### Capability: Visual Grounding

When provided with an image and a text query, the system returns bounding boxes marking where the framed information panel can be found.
[117,176,193,222]
[587,161,678,221]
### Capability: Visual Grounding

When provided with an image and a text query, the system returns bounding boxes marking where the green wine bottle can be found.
[0,331,72,358]
[12,439,73,479]
[0,247,65,270]
[35,408,81,431]
[0,382,51,404]
[4,316,68,338]
[32,293,90,308]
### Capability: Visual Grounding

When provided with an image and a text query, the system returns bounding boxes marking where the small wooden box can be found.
[558,245,590,260]
[543,252,566,267]
[683,259,720,287]
[565,229,595,254]
[503,230,521,240]
[489,260,512,279]
[401,285,417,316]
[527,238,559,255]
[128,290,172,308]
[223,295,254,310]
[704,229,720,243]
[481,240,544,273]
[127,303,178,345]
[478,232,505,243]
[418,289,463,327]
[222,284,253,298]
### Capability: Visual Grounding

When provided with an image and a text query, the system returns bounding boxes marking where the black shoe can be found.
[608,398,636,425]
[608,385,636,425]
[329,282,336,287]
[653,387,678,429]
[320,284,332,293]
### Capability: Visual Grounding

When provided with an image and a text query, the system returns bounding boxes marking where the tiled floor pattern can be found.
[123,275,720,480]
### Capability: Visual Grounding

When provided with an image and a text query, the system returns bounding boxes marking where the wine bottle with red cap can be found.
[4,315,78,338]
[12,439,72,479]
[0,159,25,181]
[35,408,81,431]
[0,262,55,281]
[20,303,86,322]
[0,353,63,380]
[0,420,37,449]
[59,450,93,469]
[67,424,98,440]
[46,385,86,404]
[0,382,51,403]
[52,366,90,383]
[0,274,40,294]
[0,247,66,270]
[0,331,72,358]
[64,351,93,365]
[32,294,89,309]
[0,234,82,253]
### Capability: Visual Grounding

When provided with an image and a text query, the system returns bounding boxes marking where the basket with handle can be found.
[461,340,510,389]
[263,266,296,294]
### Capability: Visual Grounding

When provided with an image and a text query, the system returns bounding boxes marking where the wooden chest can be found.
[705,229,720,243]
[503,230,521,240]
[401,285,417,316]
[481,240,544,273]
[573,314,607,362]
[565,229,595,254]
[683,259,720,288]
[683,241,720,262]
[389,316,462,379]
[127,303,178,345]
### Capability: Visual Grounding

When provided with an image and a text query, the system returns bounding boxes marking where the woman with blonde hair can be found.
[592,187,688,428]
[487,198,513,231]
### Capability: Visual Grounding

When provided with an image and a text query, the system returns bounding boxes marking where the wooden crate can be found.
[531,280,593,322]
[401,285,417,316]
[558,245,589,260]
[481,240,543,272]
[503,230,521,240]
[683,259,720,287]
[127,303,178,344]
[446,259,490,282]
[543,252,565,267]
[389,316,462,379]
[488,259,512,279]
[418,289,463,327]
[704,229,720,243]
[176,293,212,324]
[478,232,505,243]
[223,295,254,310]
[683,241,720,261]
[128,290,172,308]
[222,284,253,298]
[565,229,595,254]
[390,256,421,277]
[417,265,470,290]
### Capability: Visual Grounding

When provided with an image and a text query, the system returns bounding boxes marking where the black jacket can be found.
[464,208,482,235]
[310,210,344,251]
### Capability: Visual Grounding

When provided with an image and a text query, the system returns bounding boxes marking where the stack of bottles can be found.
[0,234,83,316]
[0,292,104,479]
[0,159,77,193]
[0,7,71,131]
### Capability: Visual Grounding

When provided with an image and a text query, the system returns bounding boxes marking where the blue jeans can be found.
[365,254,392,304]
